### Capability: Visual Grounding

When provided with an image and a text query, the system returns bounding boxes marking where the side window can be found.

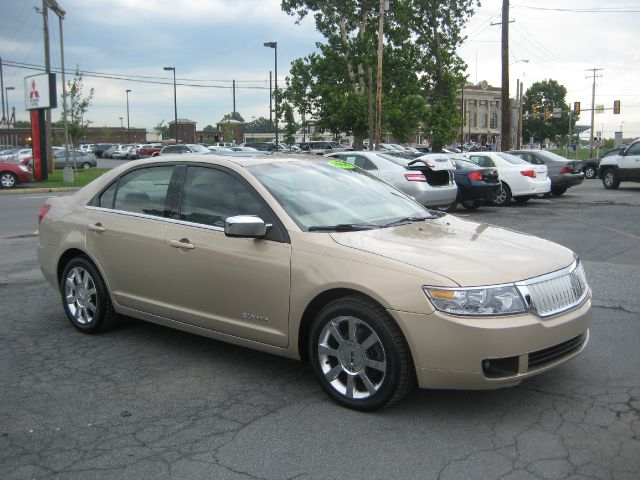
[114,166,174,217]
[98,182,117,208]
[341,155,357,166]
[471,155,493,168]
[353,156,378,171]
[625,143,640,155]
[180,166,276,230]
[527,154,544,165]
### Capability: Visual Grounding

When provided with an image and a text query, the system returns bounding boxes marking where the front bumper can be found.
[388,295,591,390]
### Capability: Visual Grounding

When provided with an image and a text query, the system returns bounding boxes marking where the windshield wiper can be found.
[382,215,438,228]
[308,223,380,232]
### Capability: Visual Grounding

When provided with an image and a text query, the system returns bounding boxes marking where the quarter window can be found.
[625,142,640,155]
[98,182,117,208]
[113,166,174,217]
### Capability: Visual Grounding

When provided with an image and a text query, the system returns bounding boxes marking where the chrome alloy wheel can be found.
[317,316,387,400]
[494,187,507,205]
[65,267,98,325]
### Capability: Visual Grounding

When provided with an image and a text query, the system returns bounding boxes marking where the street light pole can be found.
[5,86,14,126]
[163,66,178,142]
[263,42,278,147]
[126,89,131,143]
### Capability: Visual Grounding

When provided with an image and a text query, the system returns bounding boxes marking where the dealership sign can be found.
[24,73,57,110]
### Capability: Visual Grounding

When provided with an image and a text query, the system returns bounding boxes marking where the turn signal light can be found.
[404,173,427,182]
[520,170,537,178]
[38,204,51,223]
[468,170,483,181]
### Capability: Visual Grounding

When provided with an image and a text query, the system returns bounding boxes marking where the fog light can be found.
[482,359,491,370]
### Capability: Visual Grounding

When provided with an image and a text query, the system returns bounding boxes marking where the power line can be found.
[511,5,640,13]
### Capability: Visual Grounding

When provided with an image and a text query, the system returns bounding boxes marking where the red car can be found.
[1,161,32,188]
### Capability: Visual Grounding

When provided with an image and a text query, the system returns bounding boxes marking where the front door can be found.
[165,165,291,348]
[620,142,640,180]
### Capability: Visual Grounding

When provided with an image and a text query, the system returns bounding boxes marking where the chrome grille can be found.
[518,261,588,318]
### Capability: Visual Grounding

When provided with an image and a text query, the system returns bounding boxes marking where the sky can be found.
[1,0,639,140]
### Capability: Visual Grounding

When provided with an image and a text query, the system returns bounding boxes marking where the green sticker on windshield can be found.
[327,160,355,169]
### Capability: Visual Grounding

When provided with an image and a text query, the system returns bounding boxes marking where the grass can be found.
[31,168,110,188]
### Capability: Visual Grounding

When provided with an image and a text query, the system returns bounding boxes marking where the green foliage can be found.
[282,103,297,144]
[522,79,575,145]
[65,69,94,144]
[222,112,245,122]
[280,0,476,148]
[245,116,272,133]
[203,124,216,132]
[154,120,169,140]
[14,120,30,128]
[220,122,235,143]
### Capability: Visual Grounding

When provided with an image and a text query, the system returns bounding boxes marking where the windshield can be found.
[498,153,530,165]
[190,145,210,153]
[535,151,570,162]
[247,160,429,231]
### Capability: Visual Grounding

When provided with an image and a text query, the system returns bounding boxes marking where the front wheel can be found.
[602,169,620,189]
[61,257,119,333]
[490,182,512,206]
[81,162,91,169]
[309,296,415,411]
[0,171,17,188]
[584,166,597,179]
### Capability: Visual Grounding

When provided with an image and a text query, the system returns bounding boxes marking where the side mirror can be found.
[225,215,267,238]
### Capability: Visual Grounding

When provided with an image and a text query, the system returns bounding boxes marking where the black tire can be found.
[490,182,512,206]
[81,162,91,169]
[0,171,17,188]
[584,166,597,179]
[602,169,620,190]
[551,186,568,196]
[309,295,415,411]
[60,256,119,333]
[461,200,481,210]
[435,202,456,212]
[513,195,531,203]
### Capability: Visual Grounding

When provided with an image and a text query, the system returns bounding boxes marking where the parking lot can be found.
[1,180,639,480]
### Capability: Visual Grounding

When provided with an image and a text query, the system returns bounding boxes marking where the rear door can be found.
[86,165,176,317]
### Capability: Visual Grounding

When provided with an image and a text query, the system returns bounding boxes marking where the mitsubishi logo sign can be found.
[25,73,57,110]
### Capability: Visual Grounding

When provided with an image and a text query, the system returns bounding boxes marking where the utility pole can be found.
[368,66,374,149]
[586,67,603,158]
[0,57,6,126]
[517,79,523,149]
[232,79,236,115]
[374,0,386,150]
[42,1,54,173]
[268,71,272,132]
[500,0,510,152]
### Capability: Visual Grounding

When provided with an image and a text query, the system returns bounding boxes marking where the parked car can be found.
[37,154,591,411]
[507,150,584,195]
[463,152,550,206]
[599,139,640,189]
[79,143,95,153]
[299,141,346,155]
[582,147,625,179]
[0,161,31,188]
[326,151,458,210]
[448,155,501,210]
[102,144,121,159]
[240,142,278,152]
[112,145,138,160]
[159,144,211,155]
[0,148,32,162]
[137,144,162,157]
[94,144,115,158]
[52,149,97,169]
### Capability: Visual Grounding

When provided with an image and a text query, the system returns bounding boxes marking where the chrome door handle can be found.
[169,239,195,250]
[88,223,106,232]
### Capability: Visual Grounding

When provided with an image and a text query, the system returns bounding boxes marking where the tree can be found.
[219,121,235,143]
[65,69,94,146]
[154,120,169,140]
[522,79,576,145]
[14,120,30,128]
[282,103,297,144]
[222,112,245,122]
[245,116,271,133]
[203,124,215,132]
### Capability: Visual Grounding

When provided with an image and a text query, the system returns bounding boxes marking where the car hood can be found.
[329,215,575,286]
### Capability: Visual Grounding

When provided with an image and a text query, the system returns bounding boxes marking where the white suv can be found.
[599,139,640,189]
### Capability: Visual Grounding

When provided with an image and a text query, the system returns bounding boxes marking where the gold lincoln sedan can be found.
[37,155,591,410]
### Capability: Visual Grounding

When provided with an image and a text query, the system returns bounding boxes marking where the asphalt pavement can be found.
[1,180,639,479]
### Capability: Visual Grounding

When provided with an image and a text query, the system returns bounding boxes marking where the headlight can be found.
[19,165,29,172]
[423,284,527,316]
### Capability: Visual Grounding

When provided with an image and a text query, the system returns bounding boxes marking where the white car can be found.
[463,152,551,206]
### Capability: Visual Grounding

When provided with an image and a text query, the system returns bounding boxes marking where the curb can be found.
[0,187,81,195]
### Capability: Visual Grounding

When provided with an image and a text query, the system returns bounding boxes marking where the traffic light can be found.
[613,100,621,114]
[573,101,580,115]
[544,109,552,121]
[532,105,538,115]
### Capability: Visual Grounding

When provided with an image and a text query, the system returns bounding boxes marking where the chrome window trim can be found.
[423,259,589,319]
[86,206,225,233]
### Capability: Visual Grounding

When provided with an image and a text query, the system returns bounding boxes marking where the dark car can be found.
[449,157,500,210]
[240,142,278,152]
[582,147,625,179]
[298,141,346,155]
[507,150,584,195]
[94,144,115,158]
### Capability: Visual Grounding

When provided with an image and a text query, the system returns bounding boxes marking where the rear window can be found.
[498,153,529,165]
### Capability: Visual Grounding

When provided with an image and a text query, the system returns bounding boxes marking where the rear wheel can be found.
[309,295,415,411]
[514,195,531,203]
[435,202,456,212]
[81,162,91,169]
[0,172,17,188]
[551,186,568,196]
[490,182,511,206]
[584,166,597,179]
[602,169,620,189]
[61,257,119,333]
